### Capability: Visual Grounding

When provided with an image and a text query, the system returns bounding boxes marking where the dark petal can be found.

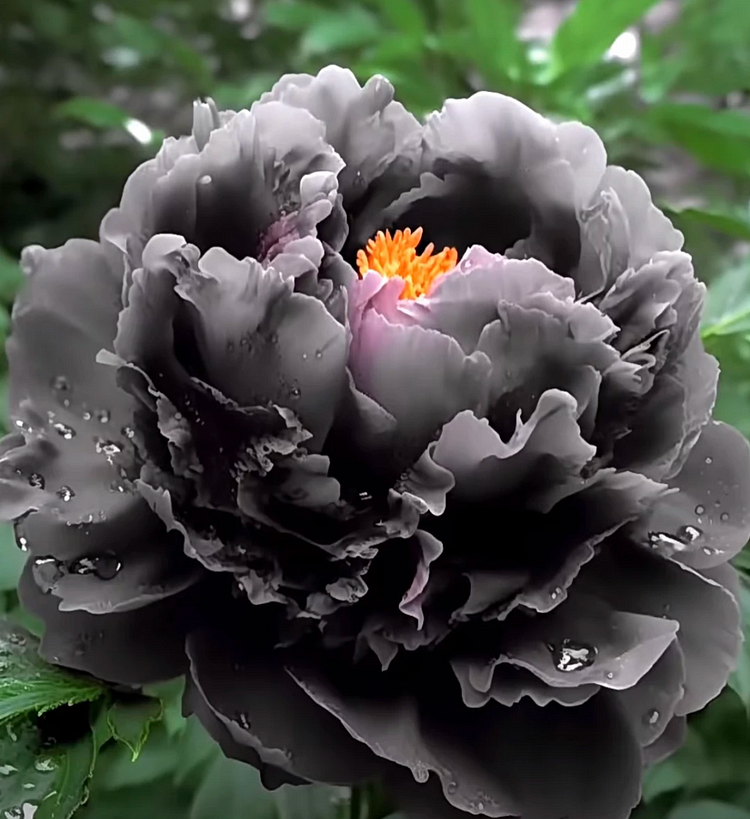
[400,531,443,628]
[414,93,583,274]
[577,544,740,715]
[432,392,595,511]
[487,592,678,690]
[475,302,622,440]
[258,67,420,212]
[174,246,349,445]
[614,642,686,747]
[185,630,384,785]
[291,664,642,819]
[153,106,342,261]
[615,336,718,480]
[18,560,201,684]
[349,311,491,467]
[182,672,307,789]
[639,421,750,569]
[452,659,599,709]
[8,240,130,422]
[398,445,455,516]
[642,716,687,766]
[398,249,575,354]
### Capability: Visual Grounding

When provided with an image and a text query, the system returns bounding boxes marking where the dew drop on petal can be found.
[606,671,615,680]
[82,410,92,421]
[412,763,429,783]
[677,525,702,543]
[56,486,75,502]
[96,409,111,424]
[31,557,66,593]
[121,426,135,440]
[549,639,597,672]
[721,512,730,522]
[69,552,122,580]
[705,456,713,465]
[51,422,76,440]
[645,709,660,726]
[27,473,45,490]
[694,505,705,516]
[17,535,28,552]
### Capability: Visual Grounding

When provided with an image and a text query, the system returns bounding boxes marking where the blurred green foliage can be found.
[3,0,750,816]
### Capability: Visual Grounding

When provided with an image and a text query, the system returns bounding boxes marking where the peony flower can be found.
[2,66,749,819]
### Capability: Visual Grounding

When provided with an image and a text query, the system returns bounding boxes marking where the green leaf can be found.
[729,578,750,713]
[0,525,25,591]
[0,249,23,305]
[0,712,97,819]
[0,622,105,724]
[702,261,750,339]
[367,0,426,36]
[106,696,164,762]
[299,7,382,58]
[664,205,750,242]
[649,104,750,178]
[189,755,279,819]
[263,1,331,31]
[53,97,130,130]
[549,0,664,78]
[668,801,750,819]
[463,0,524,83]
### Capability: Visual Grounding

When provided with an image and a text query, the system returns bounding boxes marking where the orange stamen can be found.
[356,227,458,300]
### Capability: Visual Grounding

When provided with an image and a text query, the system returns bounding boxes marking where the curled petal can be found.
[400,531,443,628]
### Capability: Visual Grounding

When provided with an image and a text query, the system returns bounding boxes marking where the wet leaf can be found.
[106,696,164,761]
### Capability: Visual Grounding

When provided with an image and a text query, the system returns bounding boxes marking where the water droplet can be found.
[28,473,45,490]
[22,804,38,819]
[6,725,17,742]
[82,410,92,421]
[705,456,713,465]
[199,174,212,185]
[5,807,22,819]
[476,801,485,813]
[8,633,26,647]
[96,409,110,424]
[412,763,429,783]
[447,781,458,795]
[606,671,615,680]
[550,587,562,601]
[69,552,122,580]
[301,352,308,360]
[695,505,705,515]
[32,557,66,593]
[721,512,730,522]
[14,419,32,434]
[0,764,17,775]
[549,639,597,672]
[51,375,70,393]
[645,709,660,726]
[677,525,702,543]
[51,422,76,440]
[56,486,75,502]
[291,387,301,398]
[121,426,135,440]
[95,439,122,458]
[34,758,55,773]
[702,546,716,556]
[315,350,323,359]
[649,531,687,551]
[22,784,34,790]
[109,481,126,493]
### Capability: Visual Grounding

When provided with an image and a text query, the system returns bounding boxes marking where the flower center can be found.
[356,227,458,300]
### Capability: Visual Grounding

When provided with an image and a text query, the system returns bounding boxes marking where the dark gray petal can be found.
[614,642,685,747]
[642,716,687,765]
[432,392,595,510]
[398,445,455,516]
[291,665,642,819]
[349,311,491,467]
[257,66,420,212]
[174,245,348,446]
[577,544,740,715]
[397,249,575,353]
[452,659,599,709]
[489,592,678,690]
[186,629,384,785]
[399,531,443,628]
[639,420,750,569]
[18,560,200,684]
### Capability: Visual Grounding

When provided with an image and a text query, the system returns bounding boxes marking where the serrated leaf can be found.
[668,802,750,819]
[54,97,130,130]
[549,0,664,78]
[0,712,96,819]
[0,622,105,724]
[106,696,163,762]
